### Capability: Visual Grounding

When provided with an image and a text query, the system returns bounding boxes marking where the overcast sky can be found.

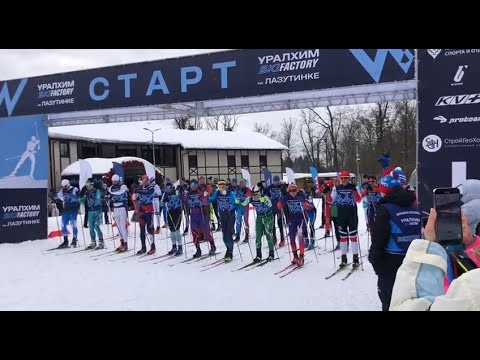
[0,49,300,132]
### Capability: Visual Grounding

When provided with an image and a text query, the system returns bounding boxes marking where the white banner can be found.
[79,159,92,189]
[241,169,252,188]
[285,167,295,185]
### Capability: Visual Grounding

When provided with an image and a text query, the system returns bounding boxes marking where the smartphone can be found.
[433,187,463,246]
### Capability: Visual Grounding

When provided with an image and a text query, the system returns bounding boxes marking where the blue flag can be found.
[112,162,125,183]
[263,168,272,187]
[309,166,319,189]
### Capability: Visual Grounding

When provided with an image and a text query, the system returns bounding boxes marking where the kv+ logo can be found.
[350,49,414,83]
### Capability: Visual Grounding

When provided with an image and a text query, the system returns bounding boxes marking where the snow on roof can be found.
[61,156,161,176]
[48,121,287,151]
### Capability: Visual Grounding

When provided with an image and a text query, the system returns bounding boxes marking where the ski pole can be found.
[233,213,243,262]
[281,210,292,262]
[54,206,62,245]
[78,206,87,248]
[331,229,336,268]
[353,209,364,271]
[262,215,280,262]
[300,204,318,263]
[106,199,116,249]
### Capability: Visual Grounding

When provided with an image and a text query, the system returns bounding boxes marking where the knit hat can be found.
[217,179,227,186]
[287,184,298,192]
[395,167,407,186]
[61,179,70,187]
[190,179,198,186]
[273,175,280,182]
[86,178,95,186]
[339,170,350,178]
[379,168,404,195]
[231,178,238,184]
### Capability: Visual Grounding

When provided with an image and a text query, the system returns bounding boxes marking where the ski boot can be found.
[155,226,160,235]
[193,247,202,259]
[324,230,331,238]
[95,240,105,250]
[308,240,315,251]
[352,254,360,268]
[242,236,249,244]
[291,251,299,265]
[162,223,168,228]
[86,241,96,250]
[136,247,147,255]
[216,223,222,232]
[224,249,233,262]
[234,234,240,243]
[174,245,183,256]
[267,250,275,261]
[319,224,325,229]
[297,254,305,267]
[254,248,262,262]
[147,243,156,255]
[58,236,69,249]
[168,245,177,255]
[334,243,340,250]
[116,240,128,252]
[70,238,78,248]
[279,238,285,247]
[304,238,310,248]
[339,255,348,268]
[211,222,216,232]
[208,243,216,256]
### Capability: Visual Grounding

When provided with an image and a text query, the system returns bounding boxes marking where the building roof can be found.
[48,121,287,151]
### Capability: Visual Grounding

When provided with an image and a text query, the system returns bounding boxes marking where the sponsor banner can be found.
[0,188,48,243]
[0,115,48,188]
[0,49,414,118]
[417,49,480,211]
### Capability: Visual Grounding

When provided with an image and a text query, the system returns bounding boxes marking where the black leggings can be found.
[272,211,285,240]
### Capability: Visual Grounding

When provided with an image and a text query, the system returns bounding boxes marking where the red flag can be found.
[48,230,70,239]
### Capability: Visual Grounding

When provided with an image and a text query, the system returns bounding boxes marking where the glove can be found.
[259,197,266,203]
[132,193,138,201]
[204,191,209,197]
[235,198,241,205]
[221,190,227,195]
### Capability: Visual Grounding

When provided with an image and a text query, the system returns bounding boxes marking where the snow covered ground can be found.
[0,201,380,311]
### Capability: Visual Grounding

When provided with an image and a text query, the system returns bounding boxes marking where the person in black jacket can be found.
[368,168,421,311]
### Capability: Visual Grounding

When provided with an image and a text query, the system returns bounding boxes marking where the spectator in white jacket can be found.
[460,179,480,236]
[390,208,480,311]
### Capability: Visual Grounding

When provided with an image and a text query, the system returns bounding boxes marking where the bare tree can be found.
[204,115,240,131]
[172,116,204,130]
[173,116,190,129]
[298,110,325,170]
[276,117,298,163]
[309,106,344,171]
[205,115,221,130]
[222,115,240,131]
[253,122,273,136]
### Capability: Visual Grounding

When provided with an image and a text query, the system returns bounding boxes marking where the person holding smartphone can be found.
[368,168,421,311]
[390,210,480,311]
